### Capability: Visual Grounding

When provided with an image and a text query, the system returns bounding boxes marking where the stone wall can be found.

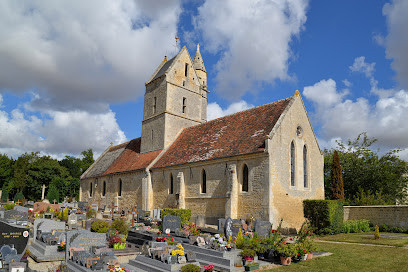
[344,205,408,228]
[268,94,325,231]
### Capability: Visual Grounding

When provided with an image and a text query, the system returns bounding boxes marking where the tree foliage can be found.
[330,150,345,200]
[47,183,60,204]
[0,149,94,202]
[324,133,408,205]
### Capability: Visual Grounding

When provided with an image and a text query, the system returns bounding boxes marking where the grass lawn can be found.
[317,232,408,247]
[267,242,408,272]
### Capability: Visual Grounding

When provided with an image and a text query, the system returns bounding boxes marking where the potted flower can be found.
[255,244,268,259]
[203,264,214,272]
[225,242,234,251]
[303,238,317,260]
[276,243,296,265]
[57,242,66,252]
[239,248,256,265]
[294,242,308,261]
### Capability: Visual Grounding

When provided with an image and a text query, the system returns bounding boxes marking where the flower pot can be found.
[227,247,232,251]
[307,252,313,260]
[280,256,291,266]
[301,254,308,261]
[244,263,260,271]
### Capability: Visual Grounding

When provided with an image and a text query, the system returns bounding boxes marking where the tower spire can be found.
[193,44,206,73]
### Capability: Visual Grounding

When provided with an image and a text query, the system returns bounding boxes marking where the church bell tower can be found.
[140,45,209,153]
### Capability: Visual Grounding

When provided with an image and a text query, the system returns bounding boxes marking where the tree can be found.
[1,185,9,202]
[60,156,82,179]
[330,150,344,200]
[80,149,94,173]
[324,133,408,205]
[47,184,60,204]
[14,191,24,204]
[0,154,13,189]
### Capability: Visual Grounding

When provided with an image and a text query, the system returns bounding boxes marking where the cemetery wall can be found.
[268,94,324,231]
[344,205,408,228]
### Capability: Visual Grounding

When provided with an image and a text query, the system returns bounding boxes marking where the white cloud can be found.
[383,0,408,90]
[0,96,126,158]
[349,56,375,78]
[207,100,254,120]
[192,0,308,98]
[304,79,408,160]
[0,0,181,112]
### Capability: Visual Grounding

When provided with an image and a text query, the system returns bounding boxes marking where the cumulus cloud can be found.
[0,0,181,112]
[303,78,408,160]
[349,56,375,78]
[207,100,254,120]
[383,0,408,90]
[0,95,126,159]
[191,0,308,98]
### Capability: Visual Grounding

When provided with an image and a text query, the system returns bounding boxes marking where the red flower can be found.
[289,238,293,241]
[167,234,170,236]
[282,242,286,244]
[164,237,167,241]
[171,238,174,241]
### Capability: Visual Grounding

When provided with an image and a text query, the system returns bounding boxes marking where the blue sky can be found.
[0,0,407,160]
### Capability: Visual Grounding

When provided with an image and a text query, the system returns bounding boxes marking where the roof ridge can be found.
[183,96,293,132]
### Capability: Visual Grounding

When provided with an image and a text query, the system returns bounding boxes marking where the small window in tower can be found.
[202,169,207,194]
[185,63,188,77]
[118,179,122,197]
[182,81,185,86]
[182,97,186,113]
[242,164,249,192]
[102,181,106,197]
[153,97,157,114]
[169,174,174,194]
[151,130,154,142]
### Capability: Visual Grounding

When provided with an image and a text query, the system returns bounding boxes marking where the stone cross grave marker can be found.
[254,220,272,238]
[34,218,65,240]
[66,229,107,261]
[162,214,181,233]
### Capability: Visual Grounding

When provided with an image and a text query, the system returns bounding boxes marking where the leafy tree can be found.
[1,185,9,202]
[0,154,13,189]
[331,150,344,200]
[60,156,82,179]
[80,149,94,173]
[8,153,30,195]
[14,191,24,204]
[324,133,408,205]
[47,183,60,204]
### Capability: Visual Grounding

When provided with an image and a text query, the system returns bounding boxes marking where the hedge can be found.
[161,208,191,226]
[303,200,344,234]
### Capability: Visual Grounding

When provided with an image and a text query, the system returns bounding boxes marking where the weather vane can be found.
[174,36,180,55]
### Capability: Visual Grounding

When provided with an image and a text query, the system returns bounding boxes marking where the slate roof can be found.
[82,138,161,179]
[82,96,292,178]
[147,55,176,84]
[152,97,292,169]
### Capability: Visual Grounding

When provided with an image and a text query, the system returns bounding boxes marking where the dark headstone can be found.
[231,219,242,238]
[218,218,226,231]
[0,221,29,261]
[255,220,272,238]
[162,214,181,233]
[78,201,88,212]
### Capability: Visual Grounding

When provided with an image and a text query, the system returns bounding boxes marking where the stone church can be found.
[80,45,324,230]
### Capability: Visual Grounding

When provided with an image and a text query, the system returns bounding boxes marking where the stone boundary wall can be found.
[344,205,408,228]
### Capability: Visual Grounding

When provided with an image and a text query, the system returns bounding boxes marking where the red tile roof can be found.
[152,97,292,168]
[103,138,162,175]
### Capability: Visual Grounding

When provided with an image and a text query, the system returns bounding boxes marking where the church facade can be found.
[80,45,324,230]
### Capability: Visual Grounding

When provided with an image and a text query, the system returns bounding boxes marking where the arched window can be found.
[90,182,93,197]
[169,174,174,195]
[303,145,308,188]
[102,181,106,197]
[118,179,122,197]
[242,164,249,192]
[291,141,295,186]
[202,170,207,194]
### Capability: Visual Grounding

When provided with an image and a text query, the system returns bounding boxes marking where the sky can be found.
[0,0,407,160]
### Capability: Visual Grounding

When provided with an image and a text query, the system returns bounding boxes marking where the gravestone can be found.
[186,251,197,262]
[91,204,98,212]
[152,209,161,220]
[33,219,65,240]
[14,205,29,214]
[218,218,226,231]
[77,213,86,222]
[162,214,181,233]
[4,209,28,225]
[78,201,88,212]
[9,261,27,271]
[0,221,29,263]
[195,215,205,227]
[224,217,233,239]
[231,219,242,238]
[65,229,107,261]
[68,213,78,229]
[255,220,272,238]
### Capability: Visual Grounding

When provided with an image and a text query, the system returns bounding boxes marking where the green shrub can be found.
[4,203,16,211]
[86,209,96,219]
[380,224,390,232]
[112,218,129,235]
[14,192,24,204]
[303,200,344,234]
[374,225,380,239]
[342,219,370,233]
[161,208,191,226]
[239,248,257,258]
[180,264,201,272]
[91,220,109,233]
